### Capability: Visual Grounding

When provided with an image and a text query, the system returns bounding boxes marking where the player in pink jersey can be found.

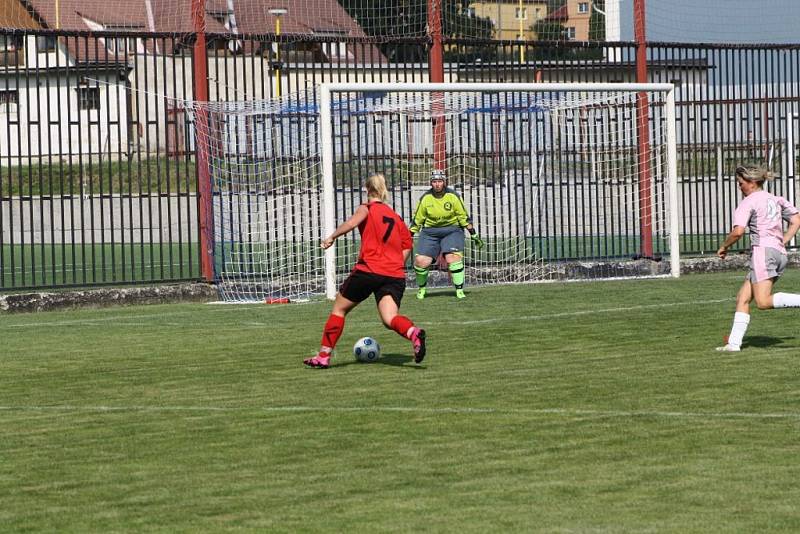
[716,165,800,351]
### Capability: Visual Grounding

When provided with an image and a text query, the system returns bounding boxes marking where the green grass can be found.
[1,157,197,197]
[1,243,202,288]
[2,271,800,531]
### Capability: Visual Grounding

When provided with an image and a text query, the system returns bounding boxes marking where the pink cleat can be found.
[411,328,427,363]
[304,353,331,369]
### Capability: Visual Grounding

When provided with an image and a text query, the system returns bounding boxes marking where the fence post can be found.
[633,0,653,259]
[193,0,214,282]
[429,0,446,176]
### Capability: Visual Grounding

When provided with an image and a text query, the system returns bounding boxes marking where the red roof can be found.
[20,0,370,38]
[18,0,385,63]
[543,4,568,22]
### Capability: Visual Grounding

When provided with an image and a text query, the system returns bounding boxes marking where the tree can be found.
[441,1,493,41]
[339,0,493,42]
[338,0,494,62]
[339,0,425,40]
[589,0,605,41]
[531,19,566,41]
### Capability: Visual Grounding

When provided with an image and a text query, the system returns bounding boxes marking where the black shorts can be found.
[340,270,406,307]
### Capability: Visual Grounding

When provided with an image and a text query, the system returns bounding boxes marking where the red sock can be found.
[390,315,415,340]
[320,314,345,350]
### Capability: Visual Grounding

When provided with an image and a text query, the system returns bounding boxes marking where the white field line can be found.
[0,404,797,421]
[0,297,732,330]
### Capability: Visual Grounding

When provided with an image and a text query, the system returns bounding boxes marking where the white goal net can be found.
[191,83,678,303]
[189,95,325,302]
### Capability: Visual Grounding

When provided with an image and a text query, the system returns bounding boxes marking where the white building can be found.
[0,33,130,164]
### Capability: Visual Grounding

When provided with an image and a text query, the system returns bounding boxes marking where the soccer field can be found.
[2,271,800,531]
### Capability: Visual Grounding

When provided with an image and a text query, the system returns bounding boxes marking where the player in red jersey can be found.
[304,173,427,369]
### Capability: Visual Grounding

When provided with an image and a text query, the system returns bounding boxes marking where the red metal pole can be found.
[634,0,653,258]
[192,0,214,281]
[429,0,446,174]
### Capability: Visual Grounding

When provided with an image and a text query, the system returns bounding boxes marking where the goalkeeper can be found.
[410,170,484,300]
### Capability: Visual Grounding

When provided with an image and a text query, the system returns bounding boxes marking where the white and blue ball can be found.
[353,337,381,362]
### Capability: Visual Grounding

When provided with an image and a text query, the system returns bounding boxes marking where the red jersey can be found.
[353,201,413,278]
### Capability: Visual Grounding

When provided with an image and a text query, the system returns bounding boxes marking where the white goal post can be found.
[319,82,680,300]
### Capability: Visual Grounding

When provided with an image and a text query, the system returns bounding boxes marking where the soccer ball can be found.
[353,337,381,363]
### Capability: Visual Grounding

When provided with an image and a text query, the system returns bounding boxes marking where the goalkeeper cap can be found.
[430,169,447,183]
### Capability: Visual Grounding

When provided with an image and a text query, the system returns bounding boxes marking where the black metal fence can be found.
[2,29,800,290]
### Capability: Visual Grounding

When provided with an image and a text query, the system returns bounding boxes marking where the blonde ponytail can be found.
[735,165,774,184]
[365,173,389,201]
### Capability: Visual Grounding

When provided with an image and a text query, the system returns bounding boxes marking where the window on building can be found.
[37,35,57,52]
[102,24,144,54]
[0,34,24,66]
[515,7,527,20]
[0,90,18,113]
[106,36,138,54]
[566,27,576,40]
[578,2,589,13]
[0,34,23,50]
[77,87,101,111]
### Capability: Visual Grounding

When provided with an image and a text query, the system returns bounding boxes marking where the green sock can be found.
[449,260,465,289]
[414,265,429,288]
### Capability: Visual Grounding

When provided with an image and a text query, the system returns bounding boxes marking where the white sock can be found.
[773,292,800,308]
[727,312,750,349]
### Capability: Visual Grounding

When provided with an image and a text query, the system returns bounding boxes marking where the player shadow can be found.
[376,353,423,367]
[329,353,423,369]
[743,336,790,349]
[415,291,463,300]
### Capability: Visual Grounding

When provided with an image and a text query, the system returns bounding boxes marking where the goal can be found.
[191,83,679,303]
[320,82,679,299]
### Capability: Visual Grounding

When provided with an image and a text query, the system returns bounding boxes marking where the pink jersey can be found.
[733,190,798,253]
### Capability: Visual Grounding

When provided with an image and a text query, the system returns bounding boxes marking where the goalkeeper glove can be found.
[468,229,484,249]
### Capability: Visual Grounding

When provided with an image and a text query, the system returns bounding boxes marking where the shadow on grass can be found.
[743,336,792,349]
[415,290,467,301]
[328,352,424,369]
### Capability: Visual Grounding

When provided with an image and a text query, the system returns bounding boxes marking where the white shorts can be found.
[747,246,787,283]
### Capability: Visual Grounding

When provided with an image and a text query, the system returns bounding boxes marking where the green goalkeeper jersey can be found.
[410,187,472,233]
